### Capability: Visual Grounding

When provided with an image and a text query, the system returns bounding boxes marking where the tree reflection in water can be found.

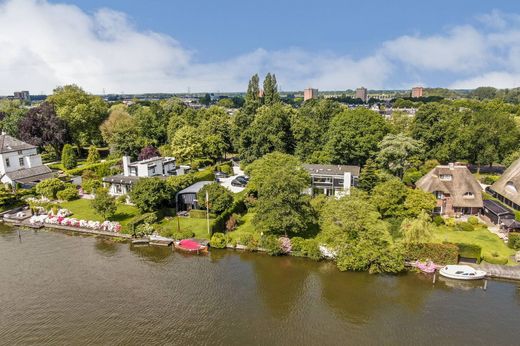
[94,238,120,256]
[130,244,172,263]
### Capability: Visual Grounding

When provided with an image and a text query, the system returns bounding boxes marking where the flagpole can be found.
[206,190,210,236]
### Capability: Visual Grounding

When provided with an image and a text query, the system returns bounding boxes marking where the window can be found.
[19,157,24,166]
[435,191,444,199]
[439,174,452,181]
[17,150,23,155]
[506,181,517,193]
[5,158,10,168]
[463,192,474,199]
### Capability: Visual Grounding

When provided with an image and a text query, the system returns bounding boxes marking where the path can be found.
[468,262,520,281]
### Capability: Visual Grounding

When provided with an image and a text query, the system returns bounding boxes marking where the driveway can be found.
[219,165,246,193]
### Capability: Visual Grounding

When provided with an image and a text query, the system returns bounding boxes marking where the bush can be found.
[129,178,173,212]
[61,144,77,170]
[116,195,127,204]
[433,215,445,226]
[261,235,282,256]
[56,186,79,201]
[86,145,100,164]
[239,233,259,250]
[210,232,227,248]
[211,199,247,234]
[301,239,322,261]
[135,223,154,237]
[91,188,116,220]
[467,216,479,226]
[197,182,233,214]
[191,158,214,170]
[445,218,456,227]
[455,222,474,232]
[216,161,233,175]
[480,175,500,185]
[290,237,305,253]
[82,179,101,194]
[404,243,459,264]
[482,253,508,265]
[65,159,120,176]
[455,243,482,263]
[36,178,66,199]
[508,233,520,250]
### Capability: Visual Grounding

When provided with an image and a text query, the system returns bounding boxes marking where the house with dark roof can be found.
[176,181,213,211]
[0,134,55,187]
[415,163,483,216]
[303,164,360,198]
[102,156,188,196]
[487,157,520,210]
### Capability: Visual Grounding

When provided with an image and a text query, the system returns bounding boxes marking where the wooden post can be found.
[432,272,436,284]
[483,279,488,291]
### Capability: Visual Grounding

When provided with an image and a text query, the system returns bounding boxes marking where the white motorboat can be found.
[439,265,486,280]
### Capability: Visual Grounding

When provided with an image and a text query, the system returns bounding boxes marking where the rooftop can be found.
[483,199,514,216]
[176,181,213,195]
[0,134,36,154]
[303,164,360,176]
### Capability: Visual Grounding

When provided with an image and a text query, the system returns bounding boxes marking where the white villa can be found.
[0,134,54,187]
[102,156,187,196]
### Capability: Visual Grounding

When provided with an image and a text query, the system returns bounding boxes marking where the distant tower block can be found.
[411,86,424,98]
[304,88,318,101]
[355,87,368,102]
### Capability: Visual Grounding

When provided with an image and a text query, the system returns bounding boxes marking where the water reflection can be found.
[130,244,172,263]
[94,238,120,256]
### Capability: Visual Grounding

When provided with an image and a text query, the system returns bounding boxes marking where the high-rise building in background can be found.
[411,86,423,98]
[355,87,368,102]
[304,88,318,101]
[13,91,30,101]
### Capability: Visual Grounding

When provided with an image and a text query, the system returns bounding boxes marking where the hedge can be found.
[215,161,233,175]
[404,243,459,264]
[508,233,520,250]
[482,254,508,265]
[211,199,247,234]
[65,159,120,176]
[455,242,482,263]
[127,212,158,233]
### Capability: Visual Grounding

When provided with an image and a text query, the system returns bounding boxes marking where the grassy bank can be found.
[157,216,214,239]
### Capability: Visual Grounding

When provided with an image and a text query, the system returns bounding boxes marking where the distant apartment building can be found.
[355,87,368,102]
[13,91,30,102]
[411,86,423,98]
[304,88,318,101]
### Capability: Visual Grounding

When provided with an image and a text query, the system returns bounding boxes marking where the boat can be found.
[149,234,173,246]
[174,239,208,254]
[439,265,486,280]
[413,260,437,274]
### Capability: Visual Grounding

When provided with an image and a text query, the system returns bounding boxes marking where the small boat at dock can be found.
[174,239,208,254]
[413,260,437,274]
[439,265,486,280]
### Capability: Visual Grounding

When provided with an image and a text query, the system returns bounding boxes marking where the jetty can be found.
[468,263,520,281]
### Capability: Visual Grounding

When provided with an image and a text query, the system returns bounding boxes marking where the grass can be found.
[59,198,140,232]
[157,216,214,239]
[432,225,516,264]
[226,212,258,242]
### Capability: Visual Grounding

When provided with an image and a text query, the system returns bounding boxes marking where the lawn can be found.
[157,216,213,239]
[226,212,257,242]
[59,198,140,232]
[432,225,516,264]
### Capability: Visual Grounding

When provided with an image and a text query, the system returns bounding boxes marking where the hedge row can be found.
[404,243,459,264]
[509,233,520,250]
[211,199,247,234]
[482,254,509,265]
[127,212,158,233]
[455,242,482,263]
[65,159,120,176]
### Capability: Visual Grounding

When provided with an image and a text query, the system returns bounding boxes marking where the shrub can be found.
[86,145,100,164]
[455,243,482,263]
[467,216,479,226]
[239,233,259,250]
[445,218,456,227]
[61,144,77,170]
[116,195,127,204]
[82,179,101,194]
[261,235,282,256]
[279,236,292,254]
[482,253,508,265]
[301,239,322,261]
[480,175,500,185]
[56,186,79,201]
[433,215,445,226]
[65,159,120,177]
[36,178,66,199]
[210,232,228,248]
[211,199,247,233]
[197,182,233,214]
[189,209,207,219]
[225,214,238,232]
[508,233,520,250]
[91,188,117,220]
[290,237,305,253]
[455,222,474,232]
[216,161,233,175]
[135,223,154,237]
[404,243,459,264]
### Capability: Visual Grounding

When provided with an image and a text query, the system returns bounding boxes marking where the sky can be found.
[1,0,520,94]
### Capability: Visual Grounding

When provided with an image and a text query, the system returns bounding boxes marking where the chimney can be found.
[448,162,454,170]
[122,156,131,176]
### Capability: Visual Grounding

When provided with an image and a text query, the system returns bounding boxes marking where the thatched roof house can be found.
[488,157,520,210]
[415,163,483,215]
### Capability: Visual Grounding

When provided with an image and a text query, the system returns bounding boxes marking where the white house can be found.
[303,164,360,198]
[102,156,187,196]
[0,134,55,187]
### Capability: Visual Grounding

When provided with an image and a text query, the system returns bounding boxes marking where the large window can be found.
[5,158,10,168]
[463,191,474,199]
[19,157,24,166]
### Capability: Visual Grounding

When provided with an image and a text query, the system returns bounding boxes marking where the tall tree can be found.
[61,144,77,170]
[170,125,203,164]
[91,188,117,220]
[245,74,260,105]
[0,99,25,137]
[400,211,433,244]
[18,102,69,155]
[263,73,280,106]
[358,159,379,192]
[376,133,423,178]
[371,178,408,218]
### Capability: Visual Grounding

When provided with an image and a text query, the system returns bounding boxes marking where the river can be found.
[0,226,519,345]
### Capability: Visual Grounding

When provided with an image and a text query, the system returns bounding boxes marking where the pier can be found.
[468,263,520,281]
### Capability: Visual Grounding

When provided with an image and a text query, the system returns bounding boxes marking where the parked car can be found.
[215,171,228,181]
[235,176,248,184]
[231,178,247,187]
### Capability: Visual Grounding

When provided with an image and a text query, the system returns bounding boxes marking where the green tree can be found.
[358,159,379,192]
[170,126,203,164]
[263,73,280,106]
[91,187,116,220]
[403,188,436,218]
[47,84,108,148]
[246,152,312,235]
[61,144,77,170]
[400,211,433,244]
[217,98,234,108]
[376,133,423,178]
[35,178,66,199]
[245,74,260,105]
[197,183,233,214]
[129,178,172,212]
[200,93,211,106]
[0,99,26,137]
[325,108,389,165]
[371,178,408,218]
[131,104,168,146]
[86,145,100,164]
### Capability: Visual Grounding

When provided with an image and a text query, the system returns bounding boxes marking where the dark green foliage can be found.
[433,215,445,226]
[65,159,119,176]
[402,168,423,185]
[127,212,158,233]
[129,178,173,213]
[210,232,227,249]
[262,73,280,106]
[455,243,482,262]
[358,159,379,192]
[91,188,116,220]
[290,237,322,261]
[508,233,520,250]
[261,235,282,256]
[403,243,459,264]
[197,183,233,215]
[56,185,79,201]
[86,145,100,164]
[36,178,66,199]
[0,185,20,208]
[61,144,77,170]
[371,178,408,218]
[455,222,474,232]
[211,200,247,234]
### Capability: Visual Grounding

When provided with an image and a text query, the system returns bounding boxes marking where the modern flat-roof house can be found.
[176,181,213,211]
[0,134,55,187]
[102,156,187,196]
[303,164,360,198]
[487,158,520,210]
[415,163,483,216]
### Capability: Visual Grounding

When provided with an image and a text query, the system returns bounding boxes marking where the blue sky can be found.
[2,0,520,93]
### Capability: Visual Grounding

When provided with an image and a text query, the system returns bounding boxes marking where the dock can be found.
[468,263,520,281]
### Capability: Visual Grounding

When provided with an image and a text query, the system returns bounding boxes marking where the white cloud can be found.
[1,0,520,93]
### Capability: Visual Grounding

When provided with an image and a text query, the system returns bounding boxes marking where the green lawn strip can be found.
[226,212,258,242]
[157,216,213,239]
[59,198,139,232]
[432,225,516,264]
